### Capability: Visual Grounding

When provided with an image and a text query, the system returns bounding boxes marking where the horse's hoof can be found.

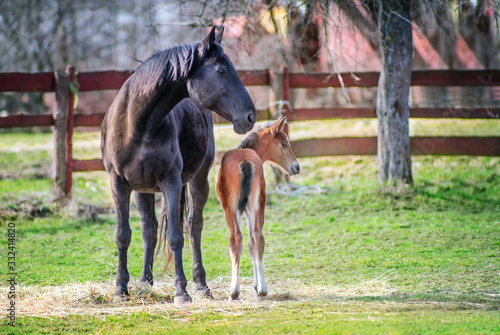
[197,287,213,299]
[140,277,154,287]
[113,294,127,303]
[174,294,192,305]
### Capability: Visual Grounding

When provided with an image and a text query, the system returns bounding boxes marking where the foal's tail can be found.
[155,185,188,272]
[238,160,254,213]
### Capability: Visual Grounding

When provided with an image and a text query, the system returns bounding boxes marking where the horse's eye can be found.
[216,66,227,75]
[281,142,287,148]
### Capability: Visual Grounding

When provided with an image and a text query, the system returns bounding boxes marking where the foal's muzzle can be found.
[290,162,300,175]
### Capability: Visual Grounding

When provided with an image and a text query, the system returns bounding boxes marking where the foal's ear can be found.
[200,26,217,53]
[215,26,224,45]
[271,116,287,135]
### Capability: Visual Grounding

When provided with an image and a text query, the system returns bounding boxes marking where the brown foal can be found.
[217,116,300,300]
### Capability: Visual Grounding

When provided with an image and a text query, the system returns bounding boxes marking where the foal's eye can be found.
[281,142,287,148]
[215,66,227,75]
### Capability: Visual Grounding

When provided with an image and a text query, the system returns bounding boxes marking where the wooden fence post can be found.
[53,65,75,205]
[66,65,76,198]
[283,66,290,135]
[269,67,292,186]
[269,69,284,118]
[53,70,69,205]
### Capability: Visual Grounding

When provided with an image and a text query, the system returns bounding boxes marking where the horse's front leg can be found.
[161,174,191,304]
[134,192,158,286]
[110,174,132,301]
[188,175,212,298]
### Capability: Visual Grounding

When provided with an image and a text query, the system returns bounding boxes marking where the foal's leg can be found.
[246,187,268,297]
[134,192,158,286]
[110,174,132,300]
[225,210,243,300]
[252,212,268,297]
[160,173,190,304]
[188,175,212,297]
[246,211,258,292]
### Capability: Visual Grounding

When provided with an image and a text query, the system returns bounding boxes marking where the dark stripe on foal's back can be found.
[238,160,253,213]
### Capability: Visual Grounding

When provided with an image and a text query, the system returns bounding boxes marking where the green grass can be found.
[0,128,499,333]
[3,304,499,334]
[1,171,499,296]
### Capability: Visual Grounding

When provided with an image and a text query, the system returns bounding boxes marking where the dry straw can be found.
[0,275,399,318]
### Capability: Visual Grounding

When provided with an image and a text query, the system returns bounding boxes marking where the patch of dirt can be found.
[0,169,51,181]
[76,204,114,223]
[0,198,53,222]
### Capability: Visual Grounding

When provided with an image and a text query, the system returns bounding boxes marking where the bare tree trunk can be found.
[376,0,413,188]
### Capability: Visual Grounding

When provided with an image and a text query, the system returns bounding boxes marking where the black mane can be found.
[129,43,198,96]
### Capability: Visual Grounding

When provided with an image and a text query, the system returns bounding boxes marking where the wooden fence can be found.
[1,67,500,198]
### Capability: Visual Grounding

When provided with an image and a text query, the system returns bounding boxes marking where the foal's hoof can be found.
[230,292,240,301]
[256,285,268,298]
[174,294,192,305]
[257,291,268,298]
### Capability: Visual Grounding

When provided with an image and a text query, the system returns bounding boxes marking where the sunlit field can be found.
[0,118,499,334]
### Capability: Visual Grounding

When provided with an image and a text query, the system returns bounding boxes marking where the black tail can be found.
[155,185,188,272]
[238,160,254,213]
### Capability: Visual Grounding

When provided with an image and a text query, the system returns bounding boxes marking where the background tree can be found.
[0,0,169,115]
[375,0,413,187]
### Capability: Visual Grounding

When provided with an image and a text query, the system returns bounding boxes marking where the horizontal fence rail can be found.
[1,68,499,198]
[0,70,271,93]
[292,137,500,157]
[3,105,499,129]
[0,72,55,92]
[289,107,500,121]
[63,136,500,174]
[289,70,500,88]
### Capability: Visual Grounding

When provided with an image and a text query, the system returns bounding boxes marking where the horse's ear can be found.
[271,116,287,135]
[215,26,224,45]
[200,26,217,53]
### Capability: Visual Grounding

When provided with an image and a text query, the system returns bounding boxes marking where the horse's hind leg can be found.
[246,214,267,297]
[110,174,132,301]
[188,176,212,298]
[134,192,158,286]
[225,210,243,300]
[246,188,268,297]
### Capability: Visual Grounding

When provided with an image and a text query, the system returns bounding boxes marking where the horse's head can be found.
[187,26,256,134]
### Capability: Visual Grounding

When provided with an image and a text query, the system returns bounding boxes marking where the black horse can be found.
[100,27,256,304]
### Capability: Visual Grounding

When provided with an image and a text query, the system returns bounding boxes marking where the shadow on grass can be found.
[13,215,116,237]
[365,173,500,213]
[265,291,500,310]
[416,187,498,204]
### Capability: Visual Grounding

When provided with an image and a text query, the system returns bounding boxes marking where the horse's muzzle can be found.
[233,110,256,134]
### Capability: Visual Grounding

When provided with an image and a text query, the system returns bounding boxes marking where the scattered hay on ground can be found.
[1,274,491,318]
[0,276,400,317]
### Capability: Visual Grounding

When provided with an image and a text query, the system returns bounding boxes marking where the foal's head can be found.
[240,116,300,176]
